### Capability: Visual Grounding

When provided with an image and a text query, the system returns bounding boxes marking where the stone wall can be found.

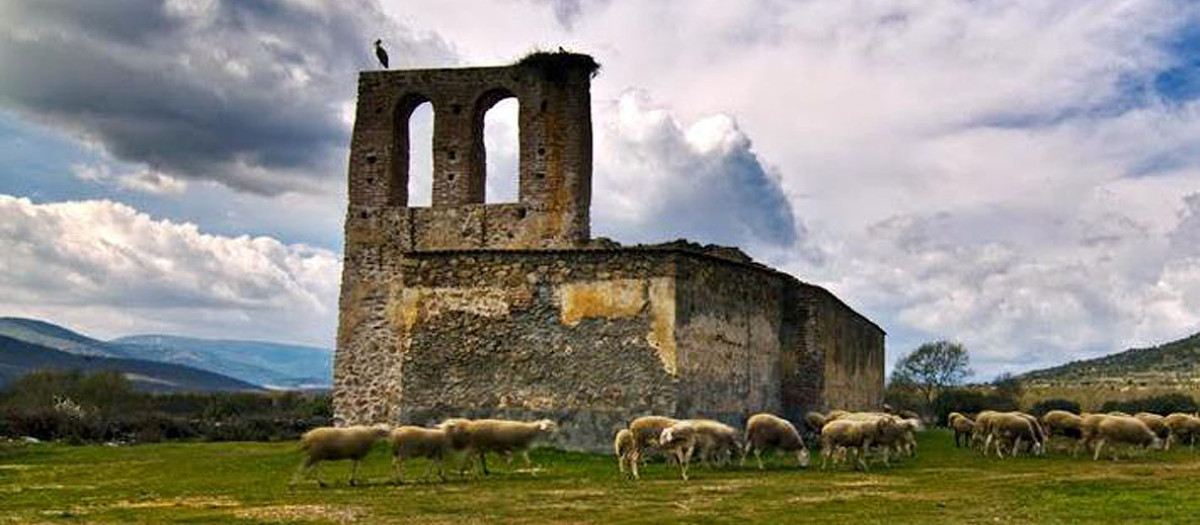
[804,285,886,410]
[333,245,885,450]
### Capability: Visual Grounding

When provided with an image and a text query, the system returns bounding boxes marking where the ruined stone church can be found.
[333,52,884,450]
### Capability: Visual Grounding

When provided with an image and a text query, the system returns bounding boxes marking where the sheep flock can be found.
[288,408,1200,487]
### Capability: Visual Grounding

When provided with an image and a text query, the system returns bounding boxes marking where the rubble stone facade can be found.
[334,54,885,450]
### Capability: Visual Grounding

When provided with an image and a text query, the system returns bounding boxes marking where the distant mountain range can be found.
[0,335,260,392]
[0,317,332,391]
[1021,331,1200,387]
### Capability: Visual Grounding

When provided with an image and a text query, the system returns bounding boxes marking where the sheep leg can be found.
[630,447,642,479]
[349,459,361,486]
[679,445,694,481]
[1093,439,1105,461]
[1012,437,1022,459]
[290,457,315,488]
[856,446,869,472]
[521,450,533,468]
[392,454,405,485]
[479,451,490,476]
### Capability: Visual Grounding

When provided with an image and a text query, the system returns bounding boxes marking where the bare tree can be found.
[889,340,973,409]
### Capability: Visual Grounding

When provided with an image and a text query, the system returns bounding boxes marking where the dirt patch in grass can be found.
[110,495,241,509]
[0,483,98,493]
[234,504,370,523]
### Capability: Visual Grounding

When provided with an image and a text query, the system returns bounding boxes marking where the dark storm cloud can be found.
[0,0,453,194]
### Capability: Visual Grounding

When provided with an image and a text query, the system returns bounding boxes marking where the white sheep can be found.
[614,428,634,476]
[439,418,558,475]
[657,420,704,480]
[290,424,390,488]
[1041,410,1083,455]
[627,415,679,479]
[1092,415,1162,460]
[388,425,450,484]
[819,418,875,471]
[743,413,811,469]
[690,419,741,467]
[984,413,1040,458]
[1134,412,1170,441]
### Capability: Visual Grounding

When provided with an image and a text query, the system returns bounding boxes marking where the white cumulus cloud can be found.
[0,195,340,346]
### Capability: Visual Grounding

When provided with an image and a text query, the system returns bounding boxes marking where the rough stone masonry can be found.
[333,52,885,451]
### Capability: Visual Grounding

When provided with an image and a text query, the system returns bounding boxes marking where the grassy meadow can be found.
[3,430,1200,524]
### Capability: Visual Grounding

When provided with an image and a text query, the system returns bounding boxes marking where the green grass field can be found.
[2,430,1200,524]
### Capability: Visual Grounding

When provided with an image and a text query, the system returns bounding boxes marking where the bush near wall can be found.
[1100,393,1199,415]
[932,388,1018,426]
[1028,398,1083,417]
[0,370,331,444]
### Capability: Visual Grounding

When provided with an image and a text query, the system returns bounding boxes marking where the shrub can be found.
[0,370,331,444]
[932,388,1018,426]
[1028,398,1082,417]
[1100,393,1199,415]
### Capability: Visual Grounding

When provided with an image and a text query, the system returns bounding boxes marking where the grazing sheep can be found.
[1092,415,1162,460]
[627,415,679,479]
[1164,413,1200,449]
[388,426,450,484]
[614,428,635,476]
[690,419,741,467]
[743,413,811,469]
[971,410,1001,451]
[658,421,704,480]
[820,419,874,471]
[290,424,391,488]
[1079,413,1109,454]
[985,413,1040,458]
[1041,410,1084,455]
[439,418,558,475]
[948,412,975,448]
[1014,412,1047,455]
[1134,413,1170,441]
[896,417,921,458]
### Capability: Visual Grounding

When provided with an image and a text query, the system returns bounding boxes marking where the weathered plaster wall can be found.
[805,285,886,410]
[672,256,787,427]
[376,250,681,450]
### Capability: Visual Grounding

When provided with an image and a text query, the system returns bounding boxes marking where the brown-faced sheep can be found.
[439,418,558,475]
[290,424,390,488]
[1092,415,1162,460]
[614,428,635,476]
[948,412,975,448]
[1164,413,1200,449]
[805,411,828,436]
[819,419,874,471]
[627,415,679,479]
[388,426,449,484]
[743,413,810,469]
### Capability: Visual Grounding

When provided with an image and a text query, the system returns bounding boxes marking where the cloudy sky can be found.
[1,0,1198,378]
